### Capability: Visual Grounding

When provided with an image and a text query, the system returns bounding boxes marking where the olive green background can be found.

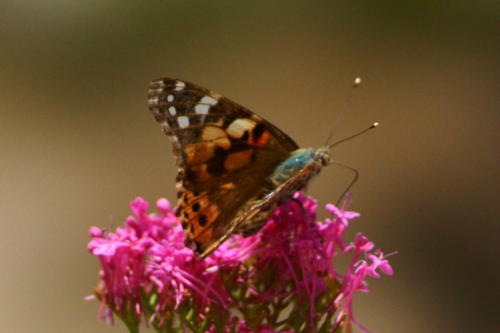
[1,1,497,332]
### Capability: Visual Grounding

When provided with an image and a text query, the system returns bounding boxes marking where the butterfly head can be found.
[314,146,331,166]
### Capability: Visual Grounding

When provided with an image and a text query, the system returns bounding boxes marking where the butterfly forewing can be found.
[148,78,299,255]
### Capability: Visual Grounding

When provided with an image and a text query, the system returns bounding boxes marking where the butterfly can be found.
[148,77,332,258]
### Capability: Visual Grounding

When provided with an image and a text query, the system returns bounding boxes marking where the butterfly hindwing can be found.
[148,78,299,255]
[198,160,323,257]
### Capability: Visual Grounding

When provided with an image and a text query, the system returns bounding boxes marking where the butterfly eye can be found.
[192,202,201,212]
[320,151,330,166]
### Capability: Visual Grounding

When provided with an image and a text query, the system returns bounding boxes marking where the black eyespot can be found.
[252,123,265,140]
[192,202,201,212]
[183,212,189,219]
[199,214,208,226]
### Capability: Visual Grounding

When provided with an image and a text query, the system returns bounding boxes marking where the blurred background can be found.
[0,1,498,332]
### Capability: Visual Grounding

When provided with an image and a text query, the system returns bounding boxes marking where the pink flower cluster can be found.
[87,193,393,332]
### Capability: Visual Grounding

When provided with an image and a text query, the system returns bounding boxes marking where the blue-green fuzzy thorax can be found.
[270,148,316,185]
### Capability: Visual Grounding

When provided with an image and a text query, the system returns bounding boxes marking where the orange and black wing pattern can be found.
[148,78,298,255]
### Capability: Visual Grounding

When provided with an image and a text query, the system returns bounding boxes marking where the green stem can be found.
[125,322,139,333]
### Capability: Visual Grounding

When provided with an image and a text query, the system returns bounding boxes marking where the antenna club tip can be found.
[353,77,362,87]
[372,121,380,127]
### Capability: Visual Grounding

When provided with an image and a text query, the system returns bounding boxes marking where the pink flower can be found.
[88,194,394,332]
[325,202,361,227]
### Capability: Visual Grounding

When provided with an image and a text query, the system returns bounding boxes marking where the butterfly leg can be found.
[331,161,359,206]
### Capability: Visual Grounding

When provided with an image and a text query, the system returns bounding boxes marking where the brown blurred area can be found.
[0,1,498,332]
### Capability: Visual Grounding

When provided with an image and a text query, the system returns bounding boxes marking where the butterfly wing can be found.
[148,77,299,255]
[199,160,323,257]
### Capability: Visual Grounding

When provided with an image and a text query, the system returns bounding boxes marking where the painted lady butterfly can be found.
[148,78,365,258]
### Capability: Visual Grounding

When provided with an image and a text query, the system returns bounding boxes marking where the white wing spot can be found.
[168,106,177,116]
[195,95,218,115]
[167,94,174,102]
[174,81,186,91]
[200,95,218,106]
[151,80,165,87]
[195,104,210,115]
[226,118,256,138]
[177,116,189,128]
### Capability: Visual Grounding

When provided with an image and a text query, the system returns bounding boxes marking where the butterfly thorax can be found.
[269,147,329,187]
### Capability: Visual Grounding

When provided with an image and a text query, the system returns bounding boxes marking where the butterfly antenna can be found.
[324,77,363,146]
[329,121,379,149]
[329,120,379,205]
